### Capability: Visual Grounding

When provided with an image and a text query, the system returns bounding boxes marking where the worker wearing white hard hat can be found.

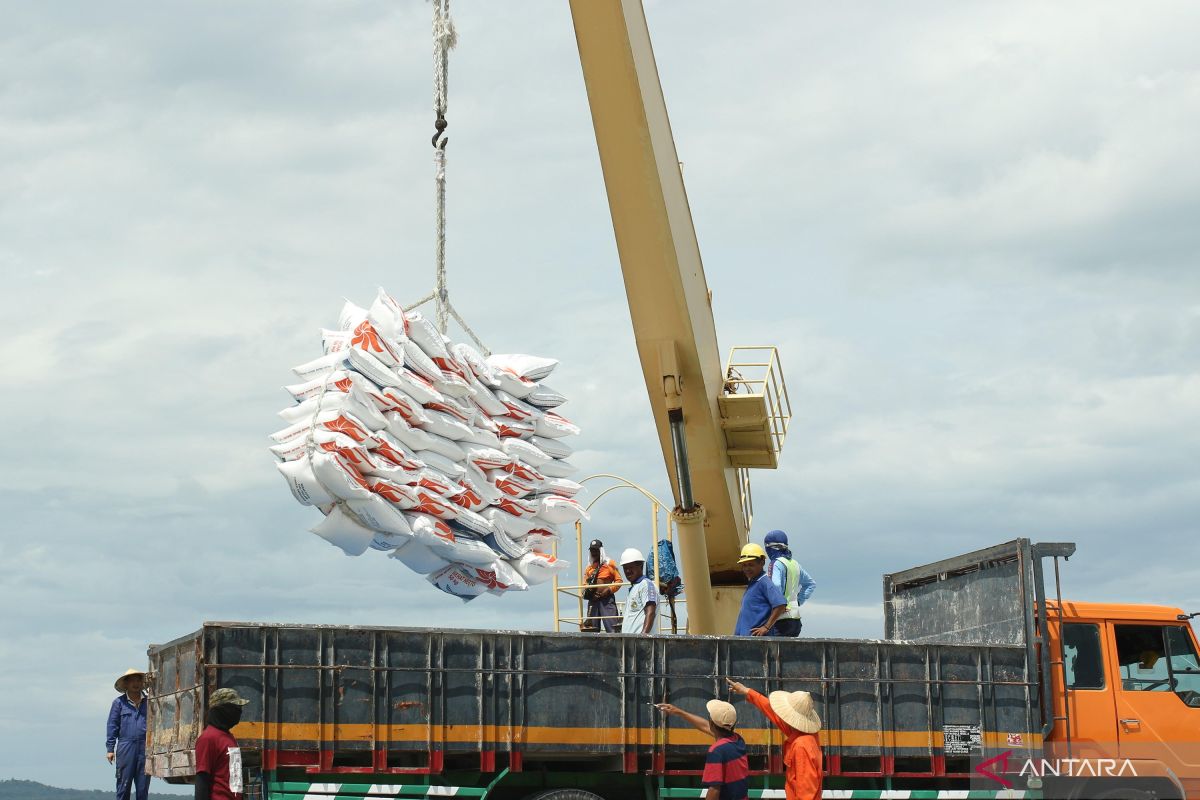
[619,547,658,635]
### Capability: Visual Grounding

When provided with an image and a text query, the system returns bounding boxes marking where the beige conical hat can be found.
[114,668,146,692]
[768,690,822,734]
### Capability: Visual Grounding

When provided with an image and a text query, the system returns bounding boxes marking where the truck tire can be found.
[523,791,606,800]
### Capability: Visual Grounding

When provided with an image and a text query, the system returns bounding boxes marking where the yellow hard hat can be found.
[737,543,767,563]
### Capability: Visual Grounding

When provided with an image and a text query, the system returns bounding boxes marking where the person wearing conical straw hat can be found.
[106,669,150,800]
[726,678,822,800]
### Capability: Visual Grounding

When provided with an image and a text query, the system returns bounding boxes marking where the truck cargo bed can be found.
[148,622,1040,782]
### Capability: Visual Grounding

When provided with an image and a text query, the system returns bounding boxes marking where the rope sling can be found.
[404,0,490,354]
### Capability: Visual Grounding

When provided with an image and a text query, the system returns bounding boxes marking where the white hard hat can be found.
[619,547,645,566]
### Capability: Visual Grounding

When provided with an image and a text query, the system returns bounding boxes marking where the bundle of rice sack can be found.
[270,287,584,599]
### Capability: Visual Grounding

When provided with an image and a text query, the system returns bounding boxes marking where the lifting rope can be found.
[405,0,490,354]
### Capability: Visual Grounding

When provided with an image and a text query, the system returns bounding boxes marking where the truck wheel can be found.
[523,792,606,800]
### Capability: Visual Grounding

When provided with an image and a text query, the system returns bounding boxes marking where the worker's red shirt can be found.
[746,690,822,800]
[195,725,243,800]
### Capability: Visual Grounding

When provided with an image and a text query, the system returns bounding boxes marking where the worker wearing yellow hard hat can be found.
[734,542,787,636]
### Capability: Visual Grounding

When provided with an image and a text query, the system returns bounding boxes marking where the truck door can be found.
[1056,622,1118,759]
[1111,622,1200,774]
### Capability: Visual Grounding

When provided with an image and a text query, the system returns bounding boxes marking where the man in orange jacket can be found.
[726,678,822,800]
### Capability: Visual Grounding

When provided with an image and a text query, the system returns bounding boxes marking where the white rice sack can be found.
[495,495,539,519]
[505,461,545,482]
[381,387,430,426]
[426,398,476,426]
[463,444,512,471]
[453,507,495,537]
[488,353,558,382]
[279,390,387,432]
[310,505,374,556]
[312,437,386,476]
[405,310,451,361]
[493,370,537,399]
[347,319,403,367]
[538,458,579,478]
[433,370,474,400]
[415,448,467,478]
[494,418,536,439]
[410,488,461,520]
[465,463,504,505]
[525,383,568,409]
[480,507,539,539]
[452,342,497,386]
[367,431,426,473]
[487,468,536,499]
[405,512,461,560]
[453,475,490,512]
[403,340,443,383]
[285,370,377,404]
[427,564,491,602]
[530,435,573,459]
[368,288,409,342]
[413,468,463,498]
[541,477,583,498]
[385,411,439,452]
[413,433,467,465]
[311,452,374,501]
[524,531,559,555]
[488,560,529,594]
[463,426,503,450]
[493,390,541,422]
[423,409,474,441]
[277,455,335,506]
[396,369,444,405]
[271,410,377,448]
[533,411,580,439]
[469,378,507,416]
[482,527,529,560]
[345,494,415,537]
[388,538,451,574]
[500,438,552,467]
[533,494,589,525]
[338,299,369,332]
[512,551,570,586]
[446,536,503,566]
[364,476,421,509]
[368,531,410,552]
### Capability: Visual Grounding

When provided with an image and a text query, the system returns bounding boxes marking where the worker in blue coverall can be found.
[107,668,150,800]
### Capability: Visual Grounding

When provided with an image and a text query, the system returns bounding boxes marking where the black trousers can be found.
[771,618,802,637]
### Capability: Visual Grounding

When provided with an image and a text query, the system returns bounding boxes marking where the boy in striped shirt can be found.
[655,698,749,800]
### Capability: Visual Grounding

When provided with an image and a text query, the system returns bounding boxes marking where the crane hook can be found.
[432,114,448,149]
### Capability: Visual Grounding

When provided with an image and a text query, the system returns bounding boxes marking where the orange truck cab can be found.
[1042,602,1200,799]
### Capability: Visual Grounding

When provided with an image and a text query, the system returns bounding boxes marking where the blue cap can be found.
[764,530,789,549]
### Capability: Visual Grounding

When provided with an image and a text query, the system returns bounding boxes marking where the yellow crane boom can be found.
[569,0,789,634]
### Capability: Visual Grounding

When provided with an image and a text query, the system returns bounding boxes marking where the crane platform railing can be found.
[552,474,688,635]
[719,346,792,470]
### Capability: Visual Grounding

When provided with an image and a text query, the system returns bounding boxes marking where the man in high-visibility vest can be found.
[764,530,816,636]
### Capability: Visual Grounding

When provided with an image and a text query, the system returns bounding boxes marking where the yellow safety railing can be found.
[722,345,792,461]
[552,474,687,635]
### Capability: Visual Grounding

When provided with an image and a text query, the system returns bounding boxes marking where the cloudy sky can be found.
[3,0,1200,790]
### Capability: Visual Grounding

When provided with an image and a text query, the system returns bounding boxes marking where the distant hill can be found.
[0,780,183,800]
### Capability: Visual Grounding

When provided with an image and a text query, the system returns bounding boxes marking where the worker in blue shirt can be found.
[764,530,816,637]
[107,669,150,800]
[734,543,788,637]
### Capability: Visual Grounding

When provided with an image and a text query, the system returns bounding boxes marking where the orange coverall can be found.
[746,689,822,800]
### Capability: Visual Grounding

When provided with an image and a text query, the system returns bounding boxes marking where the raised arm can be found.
[655,703,713,737]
